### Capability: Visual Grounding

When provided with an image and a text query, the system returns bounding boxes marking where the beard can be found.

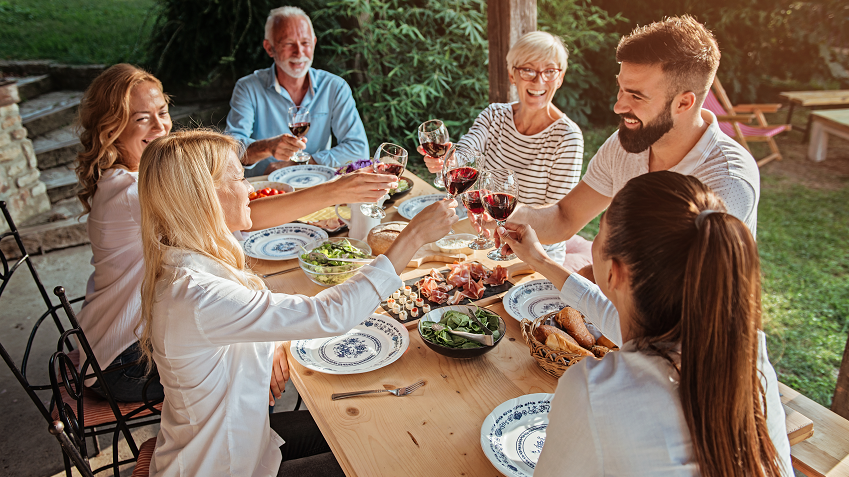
[617,106,674,154]
[277,57,312,79]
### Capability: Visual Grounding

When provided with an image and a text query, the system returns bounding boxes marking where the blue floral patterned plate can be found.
[501,279,566,322]
[242,224,328,260]
[481,393,554,477]
[268,164,337,188]
[396,193,467,221]
[291,314,409,375]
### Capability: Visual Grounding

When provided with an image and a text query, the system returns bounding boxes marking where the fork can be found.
[330,380,426,401]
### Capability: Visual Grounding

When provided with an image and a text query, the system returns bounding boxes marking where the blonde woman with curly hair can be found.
[136,129,457,476]
[74,64,397,403]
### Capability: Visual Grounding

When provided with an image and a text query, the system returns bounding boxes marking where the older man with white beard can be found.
[226,6,370,175]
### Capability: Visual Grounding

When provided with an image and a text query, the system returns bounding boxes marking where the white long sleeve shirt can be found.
[77,168,144,377]
[533,274,792,476]
[149,251,402,477]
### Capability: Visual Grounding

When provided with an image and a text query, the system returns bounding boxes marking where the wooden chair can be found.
[704,77,792,167]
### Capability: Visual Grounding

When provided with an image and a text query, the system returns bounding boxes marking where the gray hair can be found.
[265,6,315,44]
[506,31,569,72]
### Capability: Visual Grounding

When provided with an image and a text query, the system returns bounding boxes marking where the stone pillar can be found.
[0,79,50,233]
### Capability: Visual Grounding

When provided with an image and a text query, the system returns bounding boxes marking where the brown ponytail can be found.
[602,171,781,477]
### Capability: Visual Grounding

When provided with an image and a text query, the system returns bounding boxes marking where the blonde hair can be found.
[506,31,569,72]
[265,6,315,43]
[75,64,168,214]
[136,129,264,366]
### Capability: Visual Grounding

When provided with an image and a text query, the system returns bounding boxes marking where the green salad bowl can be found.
[298,237,373,287]
[418,305,506,359]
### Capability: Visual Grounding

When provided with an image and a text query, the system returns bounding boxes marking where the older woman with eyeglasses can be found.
[421,31,584,263]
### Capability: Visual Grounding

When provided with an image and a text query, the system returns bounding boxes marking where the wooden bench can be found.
[780,382,849,476]
[807,109,849,162]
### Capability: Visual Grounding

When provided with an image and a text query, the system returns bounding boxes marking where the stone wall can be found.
[0,79,50,233]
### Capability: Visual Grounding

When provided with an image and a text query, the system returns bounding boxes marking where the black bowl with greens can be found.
[383,176,414,204]
[418,305,506,359]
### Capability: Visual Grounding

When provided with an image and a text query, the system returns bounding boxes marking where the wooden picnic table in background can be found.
[779,90,849,140]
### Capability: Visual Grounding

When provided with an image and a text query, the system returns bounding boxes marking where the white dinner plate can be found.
[501,279,566,322]
[268,164,337,188]
[242,224,328,260]
[396,193,467,220]
[481,393,554,477]
[291,314,409,374]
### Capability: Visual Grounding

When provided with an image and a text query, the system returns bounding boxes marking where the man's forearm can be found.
[243,139,275,166]
[511,203,581,245]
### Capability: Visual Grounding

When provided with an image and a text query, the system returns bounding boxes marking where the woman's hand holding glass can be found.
[480,168,519,261]
[418,120,451,189]
[360,143,408,219]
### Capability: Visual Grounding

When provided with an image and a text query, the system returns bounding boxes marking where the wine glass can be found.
[442,148,480,201]
[460,183,495,250]
[288,106,311,163]
[418,120,450,189]
[360,143,407,219]
[480,169,519,261]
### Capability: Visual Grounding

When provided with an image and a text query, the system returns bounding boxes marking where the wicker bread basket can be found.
[521,308,616,378]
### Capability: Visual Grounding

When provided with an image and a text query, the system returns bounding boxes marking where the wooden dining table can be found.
[246,172,817,476]
[246,172,557,476]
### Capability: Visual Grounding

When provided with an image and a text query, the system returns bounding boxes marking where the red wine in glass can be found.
[376,162,405,177]
[461,190,485,215]
[445,166,479,196]
[290,122,310,138]
[422,142,450,158]
[482,193,517,221]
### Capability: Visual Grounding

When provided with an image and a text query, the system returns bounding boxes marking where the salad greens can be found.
[389,178,410,195]
[421,307,501,349]
[300,239,372,286]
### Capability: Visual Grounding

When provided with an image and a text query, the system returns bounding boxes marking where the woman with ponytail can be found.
[499,171,791,476]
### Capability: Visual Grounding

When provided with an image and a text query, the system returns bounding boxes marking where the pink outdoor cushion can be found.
[704,91,788,138]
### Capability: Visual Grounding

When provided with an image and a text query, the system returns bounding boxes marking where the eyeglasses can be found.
[512,67,562,82]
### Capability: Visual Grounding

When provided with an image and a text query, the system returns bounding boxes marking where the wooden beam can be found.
[487,0,537,104]
[832,333,849,419]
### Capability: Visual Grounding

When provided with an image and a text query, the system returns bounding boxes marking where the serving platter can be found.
[396,193,467,220]
[502,279,566,322]
[268,164,336,188]
[290,314,409,374]
[242,224,328,260]
[481,393,554,477]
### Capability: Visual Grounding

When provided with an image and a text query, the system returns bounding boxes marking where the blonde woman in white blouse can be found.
[135,130,458,476]
[499,171,791,476]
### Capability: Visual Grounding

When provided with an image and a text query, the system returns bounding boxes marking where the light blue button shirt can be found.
[225,65,370,173]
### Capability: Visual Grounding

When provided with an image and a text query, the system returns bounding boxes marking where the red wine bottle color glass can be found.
[481,169,519,261]
[460,187,495,250]
[288,106,311,163]
[361,143,408,219]
[418,120,450,189]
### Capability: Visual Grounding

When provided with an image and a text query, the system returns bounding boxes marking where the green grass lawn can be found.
[0,0,156,64]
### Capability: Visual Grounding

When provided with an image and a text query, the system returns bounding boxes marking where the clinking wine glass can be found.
[442,148,480,234]
[288,106,311,163]
[460,184,495,250]
[480,169,519,261]
[418,119,450,189]
[360,143,408,219]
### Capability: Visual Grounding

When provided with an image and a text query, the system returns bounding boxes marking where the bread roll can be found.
[367,222,406,255]
[591,345,609,358]
[596,335,616,349]
[536,325,594,357]
[554,307,595,349]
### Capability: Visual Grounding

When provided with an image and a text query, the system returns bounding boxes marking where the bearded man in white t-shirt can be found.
[495,15,760,273]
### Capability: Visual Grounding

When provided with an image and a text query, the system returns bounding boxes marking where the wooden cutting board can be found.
[407,244,467,268]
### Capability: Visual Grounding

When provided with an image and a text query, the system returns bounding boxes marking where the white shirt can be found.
[533,274,793,476]
[77,168,144,375]
[149,251,402,477]
[582,109,760,236]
